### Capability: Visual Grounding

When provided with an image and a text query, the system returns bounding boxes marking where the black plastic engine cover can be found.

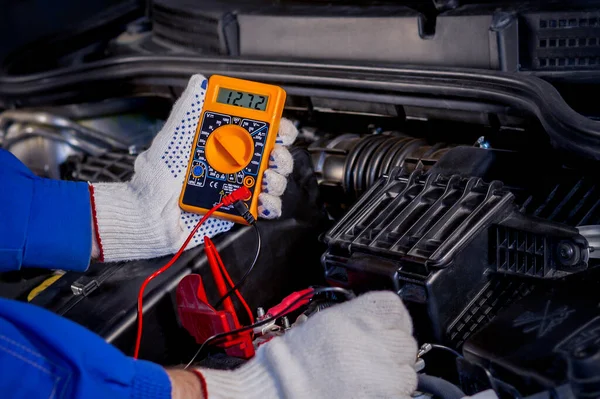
[323,147,589,347]
[464,269,600,397]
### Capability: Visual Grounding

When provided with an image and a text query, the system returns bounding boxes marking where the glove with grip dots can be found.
[91,74,297,262]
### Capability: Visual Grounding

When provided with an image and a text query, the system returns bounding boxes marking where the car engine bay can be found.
[4,1,600,398]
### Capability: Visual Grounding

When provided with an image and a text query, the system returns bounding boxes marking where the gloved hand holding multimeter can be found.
[179,75,288,224]
[90,74,296,262]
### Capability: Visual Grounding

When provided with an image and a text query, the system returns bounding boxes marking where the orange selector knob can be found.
[205,125,255,174]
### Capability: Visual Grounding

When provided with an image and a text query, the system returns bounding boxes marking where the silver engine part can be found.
[0,100,163,179]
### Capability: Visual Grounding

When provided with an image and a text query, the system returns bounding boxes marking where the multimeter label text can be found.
[182,111,271,216]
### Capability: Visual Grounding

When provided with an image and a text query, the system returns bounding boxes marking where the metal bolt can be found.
[491,12,514,30]
[556,241,583,269]
[496,15,511,28]
[256,307,265,318]
[559,243,574,259]
[282,316,291,330]
[417,343,433,358]
[71,285,84,296]
[476,136,491,149]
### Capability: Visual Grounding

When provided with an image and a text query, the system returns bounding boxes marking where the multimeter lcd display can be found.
[216,88,269,111]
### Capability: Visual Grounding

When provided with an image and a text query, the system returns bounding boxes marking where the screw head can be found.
[557,241,581,268]
[559,243,574,259]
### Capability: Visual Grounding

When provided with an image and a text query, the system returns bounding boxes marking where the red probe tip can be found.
[222,187,252,206]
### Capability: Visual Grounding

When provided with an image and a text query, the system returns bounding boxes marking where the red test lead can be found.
[134,186,254,359]
[266,288,315,318]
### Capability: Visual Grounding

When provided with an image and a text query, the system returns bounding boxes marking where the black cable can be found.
[419,344,521,397]
[479,366,523,399]
[214,224,261,309]
[184,286,354,368]
[417,374,465,399]
[430,344,464,359]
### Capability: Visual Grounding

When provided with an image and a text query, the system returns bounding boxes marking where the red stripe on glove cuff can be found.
[190,370,209,398]
[88,184,105,262]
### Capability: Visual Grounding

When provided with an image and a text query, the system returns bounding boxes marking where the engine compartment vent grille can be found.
[523,11,600,70]
[326,168,513,267]
[493,226,548,277]
[538,17,599,29]
[447,277,534,347]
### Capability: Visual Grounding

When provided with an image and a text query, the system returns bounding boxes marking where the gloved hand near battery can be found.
[90,74,298,262]
[176,291,418,399]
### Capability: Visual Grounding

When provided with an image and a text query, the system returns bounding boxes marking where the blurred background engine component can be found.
[309,132,452,200]
[0,97,167,180]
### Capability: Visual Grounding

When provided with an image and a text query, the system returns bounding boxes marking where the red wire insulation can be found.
[213,244,256,324]
[204,238,238,317]
[266,287,315,318]
[133,203,223,359]
[88,185,104,262]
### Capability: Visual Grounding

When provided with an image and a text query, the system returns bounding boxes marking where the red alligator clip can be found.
[176,238,254,359]
[266,287,315,317]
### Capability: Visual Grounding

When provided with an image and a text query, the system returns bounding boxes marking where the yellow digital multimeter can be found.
[179,75,286,224]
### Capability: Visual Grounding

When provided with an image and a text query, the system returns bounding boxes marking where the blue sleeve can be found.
[0,297,171,399]
[0,149,92,272]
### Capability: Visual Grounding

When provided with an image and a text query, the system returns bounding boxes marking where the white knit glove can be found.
[90,75,298,262]
[195,291,418,399]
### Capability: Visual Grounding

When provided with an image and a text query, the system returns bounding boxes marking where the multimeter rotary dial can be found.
[205,125,255,174]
